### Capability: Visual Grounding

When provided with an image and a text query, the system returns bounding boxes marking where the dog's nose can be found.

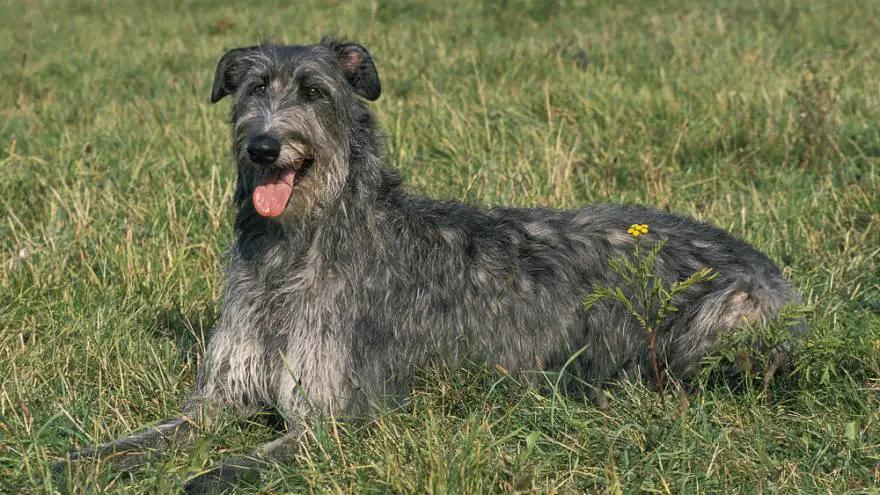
[247,135,281,165]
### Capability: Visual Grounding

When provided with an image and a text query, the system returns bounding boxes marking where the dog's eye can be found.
[250,84,267,97]
[305,86,325,101]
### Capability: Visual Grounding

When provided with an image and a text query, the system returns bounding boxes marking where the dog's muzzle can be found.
[247,135,281,166]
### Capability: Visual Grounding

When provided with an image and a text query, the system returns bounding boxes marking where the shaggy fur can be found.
[56,38,800,492]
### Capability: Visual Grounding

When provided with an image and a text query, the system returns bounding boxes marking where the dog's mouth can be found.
[252,158,314,218]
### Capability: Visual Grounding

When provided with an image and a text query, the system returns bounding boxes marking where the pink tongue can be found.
[253,170,296,217]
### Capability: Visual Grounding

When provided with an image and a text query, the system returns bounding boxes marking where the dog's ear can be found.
[211,46,259,103]
[322,38,381,101]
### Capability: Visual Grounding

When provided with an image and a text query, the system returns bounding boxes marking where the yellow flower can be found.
[627,223,649,237]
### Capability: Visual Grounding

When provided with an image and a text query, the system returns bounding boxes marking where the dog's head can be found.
[210,38,381,220]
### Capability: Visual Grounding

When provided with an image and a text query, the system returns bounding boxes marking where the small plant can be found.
[584,225,716,405]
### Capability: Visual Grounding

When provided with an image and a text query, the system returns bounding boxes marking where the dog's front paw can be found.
[184,459,261,494]
[50,447,97,477]
[50,458,71,478]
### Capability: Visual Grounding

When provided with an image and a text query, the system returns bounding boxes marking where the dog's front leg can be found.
[53,402,212,473]
[183,419,305,494]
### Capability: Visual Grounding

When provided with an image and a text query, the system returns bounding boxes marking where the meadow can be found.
[1,0,878,492]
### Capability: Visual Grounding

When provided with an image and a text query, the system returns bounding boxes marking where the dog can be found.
[56,38,800,492]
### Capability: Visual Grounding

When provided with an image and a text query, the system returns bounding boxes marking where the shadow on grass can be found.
[149,303,217,359]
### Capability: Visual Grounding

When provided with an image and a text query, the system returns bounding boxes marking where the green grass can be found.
[1,0,879,492]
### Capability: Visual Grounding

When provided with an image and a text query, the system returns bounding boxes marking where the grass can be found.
[1,0,878,492]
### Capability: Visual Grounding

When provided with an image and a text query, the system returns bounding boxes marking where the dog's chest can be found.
[204,254,352,411]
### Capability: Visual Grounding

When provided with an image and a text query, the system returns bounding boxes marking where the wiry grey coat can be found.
[57,38,800,492]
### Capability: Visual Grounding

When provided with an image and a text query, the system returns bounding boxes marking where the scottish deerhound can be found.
[56,38,800,492]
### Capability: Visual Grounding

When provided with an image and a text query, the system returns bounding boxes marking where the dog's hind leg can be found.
[183,419,305,494]
[669,275,801,386]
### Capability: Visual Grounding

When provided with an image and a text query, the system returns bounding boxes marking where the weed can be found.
[584,227,717,405]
